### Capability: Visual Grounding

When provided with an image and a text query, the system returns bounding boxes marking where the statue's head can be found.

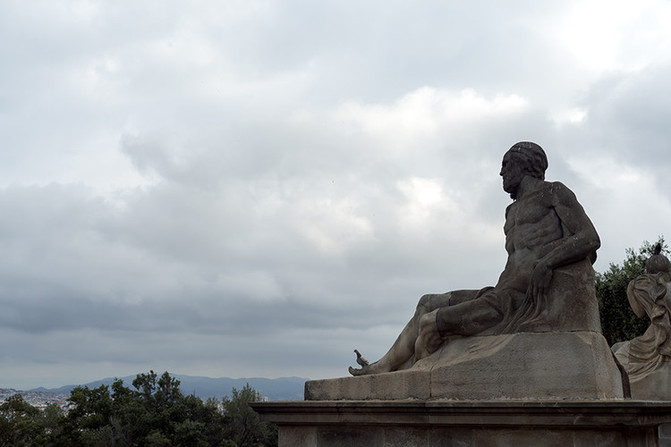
[646,243,671,275]
[501,142,548,199]
[506,142,548,180]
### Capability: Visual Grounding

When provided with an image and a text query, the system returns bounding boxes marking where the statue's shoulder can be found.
[545,180,572,193]
[630,273,669,292]
[543,181,579,203]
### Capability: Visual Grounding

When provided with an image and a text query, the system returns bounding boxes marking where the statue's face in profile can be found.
[500,151,525,196]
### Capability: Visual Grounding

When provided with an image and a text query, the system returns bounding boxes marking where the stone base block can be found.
[306,331,624,401]
[253,400,671,447]
[630,364,671,400]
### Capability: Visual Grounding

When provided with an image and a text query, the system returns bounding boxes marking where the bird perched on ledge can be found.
[354,349,369,367]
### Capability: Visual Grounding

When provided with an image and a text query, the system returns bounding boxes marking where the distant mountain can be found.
[27,375,308,401]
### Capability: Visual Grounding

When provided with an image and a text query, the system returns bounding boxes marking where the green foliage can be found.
[0,394,63,447]
[52,370,226,446]
[222,384,278,447]
[1,371,278,446]
[596,236,668,346]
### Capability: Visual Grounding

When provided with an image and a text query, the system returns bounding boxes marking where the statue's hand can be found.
[415,310,443,360]
[527,260,552,301]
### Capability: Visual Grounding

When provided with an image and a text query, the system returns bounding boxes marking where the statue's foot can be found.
[348,365,373,376]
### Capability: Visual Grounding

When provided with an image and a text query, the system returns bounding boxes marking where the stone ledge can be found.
[254,400,671,427]
[253,400,671,447]
[305,331,624,401]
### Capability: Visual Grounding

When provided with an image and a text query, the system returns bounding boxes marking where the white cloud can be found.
[297,197,374,255]
[551,107,588,126]
[397,177,450,229]
[335,87,529,152]
[555,0,671,72]
[2,0,671,389]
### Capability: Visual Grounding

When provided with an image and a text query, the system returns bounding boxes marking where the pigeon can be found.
[354,349,369,367]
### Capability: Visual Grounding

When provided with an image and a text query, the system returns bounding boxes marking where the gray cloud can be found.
[2,1,671,389]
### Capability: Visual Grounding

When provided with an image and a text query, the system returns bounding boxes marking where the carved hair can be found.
[508,142,548,180]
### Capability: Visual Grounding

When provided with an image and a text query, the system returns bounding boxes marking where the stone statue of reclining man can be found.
[350,142,601,376]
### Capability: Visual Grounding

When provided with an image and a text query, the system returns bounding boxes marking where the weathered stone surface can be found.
[428,331,622,400]
[306,366,430,401]
[253,400,671,447]
[509,260,601,334]
[309,332,623,401]
[278,427,317,447]
[628,364,671,400]
[612,245,671,400]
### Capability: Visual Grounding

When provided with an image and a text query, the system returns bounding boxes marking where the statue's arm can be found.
[527,182,600,300]
[543,182,600,268]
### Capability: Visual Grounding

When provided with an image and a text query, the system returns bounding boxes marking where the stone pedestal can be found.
[259,332,638,445]
[253,400,671,447]
[629,364,671,400]
[307,332,624,401]
[614,338,671,400]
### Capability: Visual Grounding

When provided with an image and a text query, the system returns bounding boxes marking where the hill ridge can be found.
[24,374,309,401]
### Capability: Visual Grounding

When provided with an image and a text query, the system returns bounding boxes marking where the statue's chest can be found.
[507,191,552,223]
[504,194,557,243]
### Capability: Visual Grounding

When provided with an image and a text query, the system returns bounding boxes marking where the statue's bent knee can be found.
[416,294,433,313]
[416,293,451,316]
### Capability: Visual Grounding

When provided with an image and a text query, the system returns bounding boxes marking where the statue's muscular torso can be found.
[498,182,567,293]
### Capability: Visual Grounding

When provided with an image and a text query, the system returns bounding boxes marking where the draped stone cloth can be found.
[614,273,671,384]
[436,257,601,339]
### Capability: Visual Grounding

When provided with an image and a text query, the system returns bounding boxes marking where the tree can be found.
[0,394,44,447]
[222,384,278,447]
[596,236,668,346]
[54,371,230,446]
[0,394,64,446]
[2,371,277,446]
[55,384,115,446]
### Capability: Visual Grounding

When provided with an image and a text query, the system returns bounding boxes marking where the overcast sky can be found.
[2,0,671,390]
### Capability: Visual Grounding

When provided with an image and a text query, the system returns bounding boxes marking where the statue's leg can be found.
[435,290,503,336]
[350,291,478,376]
